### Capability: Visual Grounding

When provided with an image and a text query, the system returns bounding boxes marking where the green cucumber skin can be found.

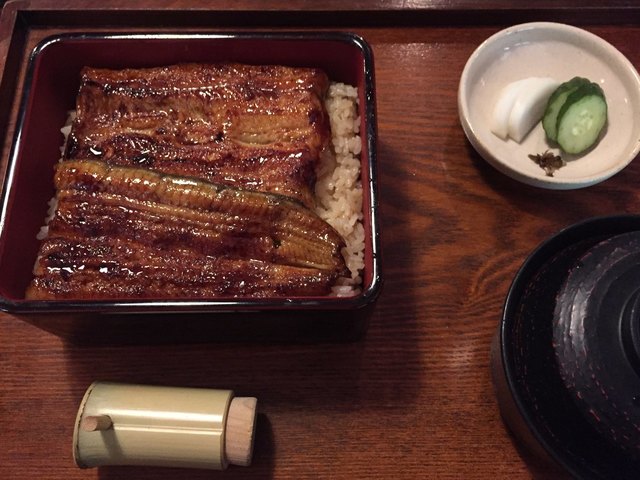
[556,82,607,155]
[542,77,590,142]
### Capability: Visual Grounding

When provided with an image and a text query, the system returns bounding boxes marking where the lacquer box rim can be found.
[0,31,382,316]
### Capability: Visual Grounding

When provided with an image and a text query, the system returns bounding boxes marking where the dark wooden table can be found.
[2,1,639,478]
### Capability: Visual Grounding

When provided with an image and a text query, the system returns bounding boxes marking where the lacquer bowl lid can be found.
[554,231,640,460]
[498,215,640,479]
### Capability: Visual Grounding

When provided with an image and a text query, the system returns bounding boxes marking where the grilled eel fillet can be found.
[26,160,348,300]
[65,63,331,208]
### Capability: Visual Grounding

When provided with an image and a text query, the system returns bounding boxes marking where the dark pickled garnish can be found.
[528,150,565,177]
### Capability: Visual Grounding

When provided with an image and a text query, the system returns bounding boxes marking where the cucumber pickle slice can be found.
[555,82,607,154]
[542,77,590,142]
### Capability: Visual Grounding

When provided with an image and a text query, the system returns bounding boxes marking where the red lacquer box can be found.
[0,32,381,343]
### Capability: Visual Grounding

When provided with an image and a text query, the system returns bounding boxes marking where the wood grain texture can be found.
[2,2,640,479]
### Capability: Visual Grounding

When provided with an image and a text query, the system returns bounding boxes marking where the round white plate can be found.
[458,22,640,189]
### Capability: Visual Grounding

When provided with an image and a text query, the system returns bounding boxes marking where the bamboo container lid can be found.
[225,396,258,467]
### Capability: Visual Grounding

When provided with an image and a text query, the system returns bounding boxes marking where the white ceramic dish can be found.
[458,22,640,189]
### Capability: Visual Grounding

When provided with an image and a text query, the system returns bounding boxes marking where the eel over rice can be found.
[27,63,348,300]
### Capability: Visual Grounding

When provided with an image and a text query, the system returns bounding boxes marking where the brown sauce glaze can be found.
[27,64,346,300]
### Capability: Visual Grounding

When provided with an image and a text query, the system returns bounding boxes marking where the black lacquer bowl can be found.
[492,215,640,479]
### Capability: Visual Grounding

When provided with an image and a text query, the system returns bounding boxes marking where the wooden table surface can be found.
[2,1,640,478]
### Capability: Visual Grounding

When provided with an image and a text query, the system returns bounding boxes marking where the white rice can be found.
[59,111,75,156]
[316,83,365,296]
[36,112,74,242]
